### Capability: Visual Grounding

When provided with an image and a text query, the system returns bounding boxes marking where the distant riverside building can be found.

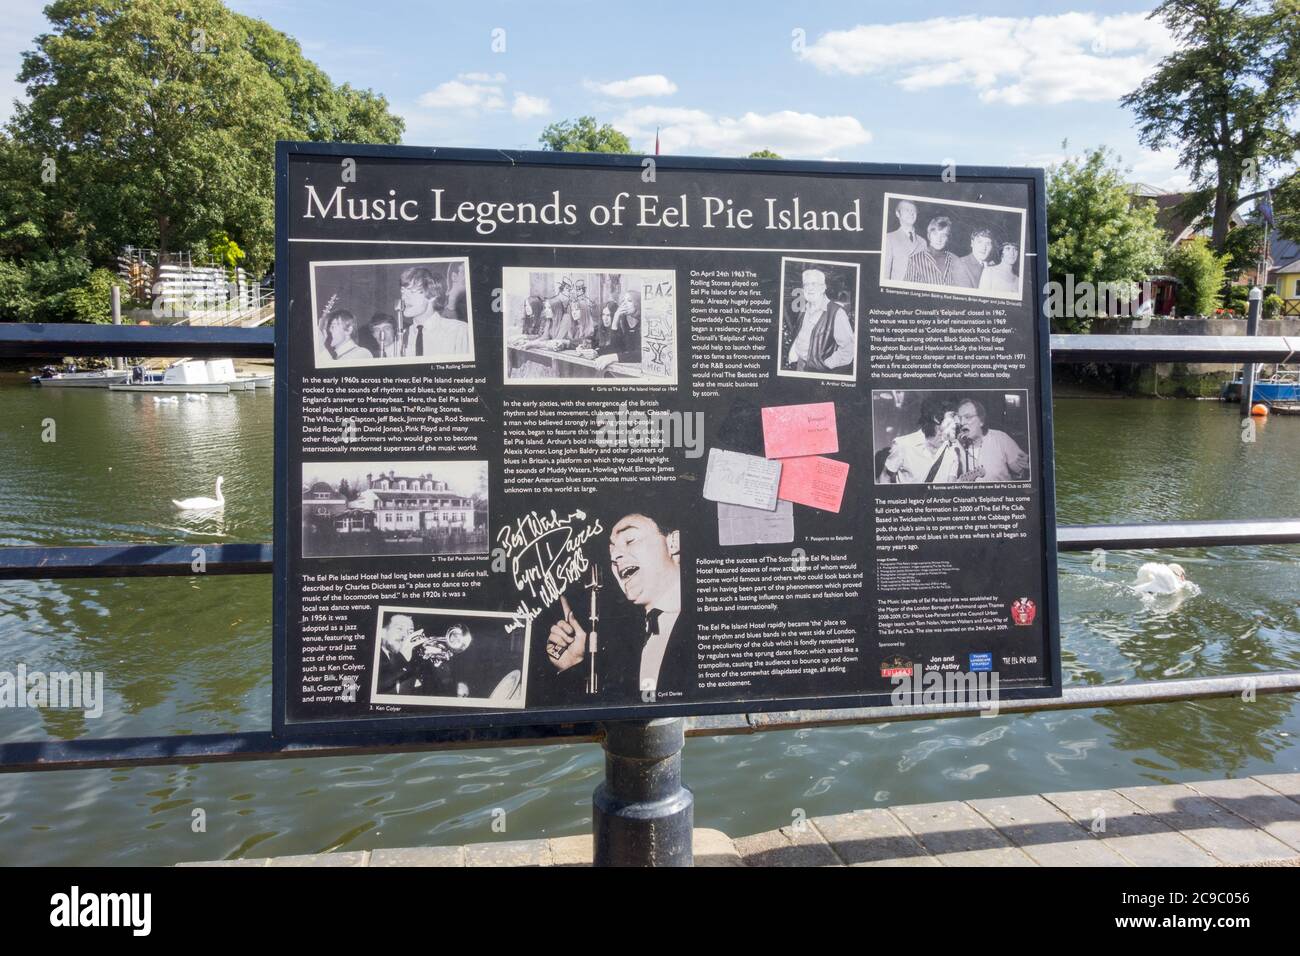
[1267,233,1300,316]
[355,471,475,534]
[302,471,479,543]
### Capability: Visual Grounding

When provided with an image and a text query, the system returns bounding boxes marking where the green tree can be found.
[1122,0,1300,251]
[748,149,782,159]
[0,132,104,321]
[1271,174,1300,243]
[9,0,403,276]
[65,268,125,323]
[538,116,630,153]
[1221,215,1273,281]
[1045,146,1168,332]
[207,231,246,276]
[1166,237,1232,314]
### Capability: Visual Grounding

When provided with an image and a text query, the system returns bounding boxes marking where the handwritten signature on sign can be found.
[496,509,605,634]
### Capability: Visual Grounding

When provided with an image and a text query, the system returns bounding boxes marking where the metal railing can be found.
[1,321,1298,862]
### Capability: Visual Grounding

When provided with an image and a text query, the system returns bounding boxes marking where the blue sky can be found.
[1,0,1190,187]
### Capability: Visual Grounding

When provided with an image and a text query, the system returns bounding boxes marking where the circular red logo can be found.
[1010,597,1037,626]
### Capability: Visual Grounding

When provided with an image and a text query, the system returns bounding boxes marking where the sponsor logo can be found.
[880,655,913,678]
[1010,597,1037,626]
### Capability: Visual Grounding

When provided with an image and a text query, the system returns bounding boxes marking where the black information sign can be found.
[273,142,1061,736]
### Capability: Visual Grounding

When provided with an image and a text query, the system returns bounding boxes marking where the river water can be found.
[0,378,1297,864]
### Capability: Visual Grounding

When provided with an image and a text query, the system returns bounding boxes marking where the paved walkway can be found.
[179,772,1300,867]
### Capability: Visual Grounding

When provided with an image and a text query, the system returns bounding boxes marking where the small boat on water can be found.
[30,365,130,387]
[1220,368,1300,405]
[108,359,231,394]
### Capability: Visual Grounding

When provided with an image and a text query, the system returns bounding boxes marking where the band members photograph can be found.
[873,389,1031,484]
[540,503,688,704]
[309,256,474,368]
[370,606,528,709]
[777,257,860,383]
[300,460,489,557]
[878,193,1025,302]
[502,267,677,385]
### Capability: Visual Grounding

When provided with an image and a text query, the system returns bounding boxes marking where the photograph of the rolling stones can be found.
[879,193,1026,301]
[502,266,677,385]
[370,606,528,708]
[872,389,1032,484]
[300,461,489,557]
[777,257,860,383]
[310,256,474,368]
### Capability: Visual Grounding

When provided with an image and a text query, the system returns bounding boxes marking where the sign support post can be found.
[593,718,694,866]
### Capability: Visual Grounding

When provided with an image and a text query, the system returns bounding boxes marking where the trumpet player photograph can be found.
[872,389,1032,484]
[309,256,475,368]
[370,607,528,709]
[541,504,690,704]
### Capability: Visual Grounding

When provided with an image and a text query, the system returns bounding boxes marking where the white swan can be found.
[153,395,179,404]
[173,476,225,510]
[1132,562,1188,595]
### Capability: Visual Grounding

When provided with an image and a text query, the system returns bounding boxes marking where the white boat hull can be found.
[108,382,232,393]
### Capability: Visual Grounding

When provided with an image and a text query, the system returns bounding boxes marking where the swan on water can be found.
[1132,562,1189,595]
[173,476,224,510]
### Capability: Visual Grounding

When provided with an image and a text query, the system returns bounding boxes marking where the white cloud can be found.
[802,13,1176,105]
[616,106,871,158]
[584,74,678,98]
[413,73,550,125]
[512,92,550,119]
[417,73,507,111]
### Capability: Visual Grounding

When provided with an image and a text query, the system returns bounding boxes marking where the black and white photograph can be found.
[878,193,1026,302]
[536,503,688,705]
[872,389,1032,484]
[310,256,474,368]
[300,461,489,557]
[777,257,860,383]
[370,606,528,709]
[502,267,677,385]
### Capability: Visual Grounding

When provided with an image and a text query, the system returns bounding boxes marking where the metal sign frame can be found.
[272,141,1062,738]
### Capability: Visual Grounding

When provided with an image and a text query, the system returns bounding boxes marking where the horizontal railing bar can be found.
[1050,333,1299,363]
[0,324,274,359]
[1,326,1296,364]
[697,671,1300,734]
[0,543,272,579]
[1055,518,1300,550]
[3,520,1297,579]
[1,672,1295,773]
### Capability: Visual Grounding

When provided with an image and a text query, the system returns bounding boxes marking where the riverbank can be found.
[178,773,1300,867]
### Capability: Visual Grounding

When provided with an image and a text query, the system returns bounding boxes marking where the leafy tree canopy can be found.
[1122,0,1300,250]
[538,116,630,153]
[8,0,404,277]
[1045,145,1169,332]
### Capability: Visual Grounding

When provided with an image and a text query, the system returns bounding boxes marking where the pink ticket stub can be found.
[762,402,838,459]
[777,455,849,513]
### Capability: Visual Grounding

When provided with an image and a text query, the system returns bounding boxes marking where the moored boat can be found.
[1220,368,1300,404]
[107,359,232,394]
[30,365,130,387]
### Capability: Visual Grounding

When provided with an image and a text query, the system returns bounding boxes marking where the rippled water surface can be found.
[0,381,1297,864]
